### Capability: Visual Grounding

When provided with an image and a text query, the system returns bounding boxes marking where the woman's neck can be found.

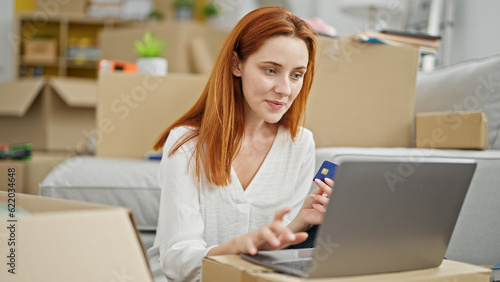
[244,120,278,139]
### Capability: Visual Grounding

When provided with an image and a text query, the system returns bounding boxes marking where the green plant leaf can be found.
[203,2,220,17]
[134,31,166,58]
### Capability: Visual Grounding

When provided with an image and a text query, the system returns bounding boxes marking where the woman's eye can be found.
[292,73,303,79]
[265,69,276,74]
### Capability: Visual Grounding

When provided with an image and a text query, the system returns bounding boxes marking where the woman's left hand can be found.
[296,178,334,227]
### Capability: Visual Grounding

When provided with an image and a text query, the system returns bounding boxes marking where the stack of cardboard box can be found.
[95,35,421,159]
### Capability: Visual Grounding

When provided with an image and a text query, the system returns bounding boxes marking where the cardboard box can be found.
[0,162,25,194]
[202,255,491,282]
[96,72,207,158]
[99,21,228,74]
[305,36,419,148]
[23,38,58,64]
[44,77,97,152]
[0,151,68,195]
[0,192,153,282]
[0,78,97,152]
[95,34,419,157]
[0,78,46,150]
[415,110,488,149]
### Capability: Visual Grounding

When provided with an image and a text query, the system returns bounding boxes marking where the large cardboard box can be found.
[306,36,419,148]
[96,72,208,158]
[0,192,153,282]
[415,110,489,149]
[202,255,491,282]
[0,151,68,195]
[0,78,97,152]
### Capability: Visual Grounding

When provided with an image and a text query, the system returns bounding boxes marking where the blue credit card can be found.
[314,160,338,182]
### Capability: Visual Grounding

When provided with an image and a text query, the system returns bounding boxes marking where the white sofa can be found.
[40,54,500,270]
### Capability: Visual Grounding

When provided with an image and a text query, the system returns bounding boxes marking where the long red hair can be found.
[153,6,316,186]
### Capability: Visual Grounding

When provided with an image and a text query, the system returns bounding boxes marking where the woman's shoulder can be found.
[278,125,315,149]
[169,125,195,138]
[163,125,198,151]
[298,127,313,140]
[287,126,314,144]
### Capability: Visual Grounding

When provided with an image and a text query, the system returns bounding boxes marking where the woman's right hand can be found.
[233,208,308,255]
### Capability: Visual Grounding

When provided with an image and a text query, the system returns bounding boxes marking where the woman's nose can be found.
[274,76,292,96]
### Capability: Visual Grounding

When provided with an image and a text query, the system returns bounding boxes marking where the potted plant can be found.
[203,1,224,28]
[172,0,194,21]
[203,2,221,19]
[134,31,168,75]
[147,10,164,22]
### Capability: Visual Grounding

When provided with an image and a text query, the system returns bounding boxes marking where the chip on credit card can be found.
[314,160,338,182]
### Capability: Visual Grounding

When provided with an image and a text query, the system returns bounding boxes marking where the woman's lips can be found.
[266,100,285,110]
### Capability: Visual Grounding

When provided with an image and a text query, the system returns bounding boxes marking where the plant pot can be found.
[175,7,193,20]
[136,57,168,76]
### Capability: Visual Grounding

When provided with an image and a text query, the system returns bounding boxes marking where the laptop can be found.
[241,156,477,278]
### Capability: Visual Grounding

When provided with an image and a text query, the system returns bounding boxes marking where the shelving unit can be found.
[14,12,133,79]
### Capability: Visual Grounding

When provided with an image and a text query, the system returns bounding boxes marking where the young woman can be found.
[148,6,334,282]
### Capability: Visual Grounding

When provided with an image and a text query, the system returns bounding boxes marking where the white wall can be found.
[0,0,14,82]
[210,0,260,30]
[450,0,500,64]
[290,0,406,36]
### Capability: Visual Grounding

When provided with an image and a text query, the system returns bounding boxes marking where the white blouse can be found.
[150,125,315,282]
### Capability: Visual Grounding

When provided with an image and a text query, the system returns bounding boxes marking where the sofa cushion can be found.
[39,156,161,232]
[416,54,500,149]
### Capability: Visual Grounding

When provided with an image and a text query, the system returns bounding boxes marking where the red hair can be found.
[153,6,316,186]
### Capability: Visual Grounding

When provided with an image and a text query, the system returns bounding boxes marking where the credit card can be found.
[313,160,338,182]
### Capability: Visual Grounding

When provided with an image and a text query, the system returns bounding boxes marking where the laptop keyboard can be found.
[273,259,312,273]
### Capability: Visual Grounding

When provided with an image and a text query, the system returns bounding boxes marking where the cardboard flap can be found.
[1,192,110,213]
[208,255,271,272]
[0,78,45,117]
[203,256,491,282]
[49,77,97,108]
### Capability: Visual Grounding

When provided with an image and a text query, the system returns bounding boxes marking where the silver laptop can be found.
[241,156,476,278]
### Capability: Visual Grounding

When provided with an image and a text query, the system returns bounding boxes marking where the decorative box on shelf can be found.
[23,38,58,64]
